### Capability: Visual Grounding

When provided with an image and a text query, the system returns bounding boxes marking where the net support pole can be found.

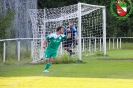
[102,7,106,55]
[117,38,118,49]
[100,38,102,51]
[78,2,82,60]
[94,38,96,52]
[31,39,33,58]
[120,38,121,49]
[109,38,110,50]
[89,38,91,52]
[83,38,85,52]
[17,40,20,62]
[113,38,114,49]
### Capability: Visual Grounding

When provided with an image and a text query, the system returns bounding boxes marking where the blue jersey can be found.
[64,26,78,40]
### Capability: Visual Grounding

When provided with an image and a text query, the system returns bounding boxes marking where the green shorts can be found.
[43,52,57,59]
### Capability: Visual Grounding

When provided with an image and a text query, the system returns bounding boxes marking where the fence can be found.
[0,37,133,63]
[106,37,133,50]
[0,38,35,63]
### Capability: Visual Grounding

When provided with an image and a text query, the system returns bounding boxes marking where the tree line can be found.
[38,0,133,37]
[0,0,133,39]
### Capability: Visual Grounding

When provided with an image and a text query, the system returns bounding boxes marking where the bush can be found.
[53,54,78,64]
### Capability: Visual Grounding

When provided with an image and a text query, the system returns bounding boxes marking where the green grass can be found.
[105,49,133,58]
[0,58,133,79]
[1,49,133,88]
[106,42,133,49]
[0,49,133,79]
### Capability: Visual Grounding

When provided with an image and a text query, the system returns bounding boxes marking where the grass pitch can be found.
[0,49,133,88]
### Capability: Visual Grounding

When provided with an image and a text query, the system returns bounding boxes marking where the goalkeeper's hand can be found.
[67,28,71,32]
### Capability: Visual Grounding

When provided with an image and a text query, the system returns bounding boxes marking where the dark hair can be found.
[56,26,62,32]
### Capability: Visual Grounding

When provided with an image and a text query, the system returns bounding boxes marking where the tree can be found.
[0,10,14,55]
[0,11,14,39]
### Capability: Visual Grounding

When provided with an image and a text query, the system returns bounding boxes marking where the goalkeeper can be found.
[64,20,78,55]
[42,26,71,72]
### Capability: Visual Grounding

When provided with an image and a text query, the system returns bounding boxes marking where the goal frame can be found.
[28,2,106,62]
[78,2,106,60]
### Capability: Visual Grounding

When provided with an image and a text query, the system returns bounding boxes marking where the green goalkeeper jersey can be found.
[45,32,67,53]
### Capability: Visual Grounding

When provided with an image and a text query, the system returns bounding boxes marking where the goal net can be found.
[28,3,106,63]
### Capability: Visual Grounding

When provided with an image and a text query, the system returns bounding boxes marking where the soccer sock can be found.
[44,62,51,70]
[69,50,73,55]
[67,49,73,55]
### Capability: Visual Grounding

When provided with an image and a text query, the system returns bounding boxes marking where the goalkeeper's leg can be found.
[67,47,75,55]
[64,40,75,55]
[66,41,75,55]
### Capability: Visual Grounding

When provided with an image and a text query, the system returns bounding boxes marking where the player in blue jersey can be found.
[63,20,78,55]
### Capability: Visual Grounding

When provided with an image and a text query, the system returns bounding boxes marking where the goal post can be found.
[28,3,106,63]
[78,3,82,61]
[102,7,106,55]
[78,2,106,60]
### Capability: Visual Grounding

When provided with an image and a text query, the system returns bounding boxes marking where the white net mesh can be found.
[81,4,103,55]
[28,3,106,62]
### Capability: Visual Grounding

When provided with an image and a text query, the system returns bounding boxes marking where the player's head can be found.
[56,26,63,34]
[69,20,73,27]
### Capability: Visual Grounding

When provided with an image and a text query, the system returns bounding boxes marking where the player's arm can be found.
[73,27,78,40]
[42,34,51,48]
[62,28,71,40]
[67,28,71,39]
[64,26,70,35]
[67,32,71,39]
[64,27,68,35]
[42,39,47,49]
